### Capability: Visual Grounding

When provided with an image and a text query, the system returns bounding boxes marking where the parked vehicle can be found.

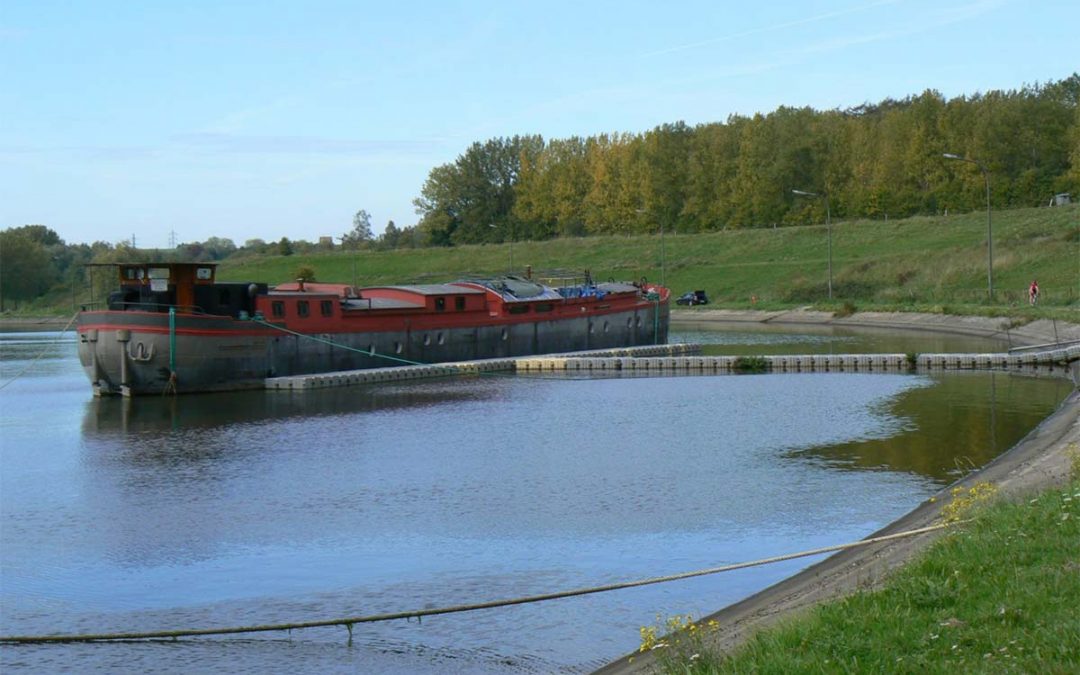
[675,290,709,306]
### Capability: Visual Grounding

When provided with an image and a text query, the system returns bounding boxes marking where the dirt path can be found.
[596,311,1079,674]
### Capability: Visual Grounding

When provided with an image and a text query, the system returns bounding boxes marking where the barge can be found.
[77,262,670,396]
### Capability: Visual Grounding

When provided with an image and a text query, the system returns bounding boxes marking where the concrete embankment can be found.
[597,311,1080,675]
[672,308,1080,349]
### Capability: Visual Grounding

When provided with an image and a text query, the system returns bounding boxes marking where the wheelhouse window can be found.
[320,300,333,317]
[272,301,285,318]
[297,300,310,318]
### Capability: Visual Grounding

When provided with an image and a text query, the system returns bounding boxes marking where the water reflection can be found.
[81,378,500,435]
[790,371,1075,480]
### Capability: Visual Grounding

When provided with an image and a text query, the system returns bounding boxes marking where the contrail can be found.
[641,0,905,57]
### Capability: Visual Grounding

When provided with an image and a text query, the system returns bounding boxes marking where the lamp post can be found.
[489,224,512,274]
[659,219,666,289]
[943,153,992,300]
[334,236,358,287]
[792,189,832,299]
[636,209,665,287]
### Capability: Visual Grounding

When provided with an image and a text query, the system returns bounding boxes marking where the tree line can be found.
[411,75,1079,246]
[3,75,1077,309]
[0,223,419,309]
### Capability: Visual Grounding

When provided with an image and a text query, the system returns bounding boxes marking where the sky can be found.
[1,0,1075,248]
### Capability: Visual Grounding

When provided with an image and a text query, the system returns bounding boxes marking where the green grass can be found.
[6,204,1079,321]
[649,473,1080,673]
[218,204,1079,322]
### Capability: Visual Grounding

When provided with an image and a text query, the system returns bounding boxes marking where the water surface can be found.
[0,330,1072,673]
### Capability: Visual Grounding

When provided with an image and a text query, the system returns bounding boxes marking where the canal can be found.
[0,326,1073,673]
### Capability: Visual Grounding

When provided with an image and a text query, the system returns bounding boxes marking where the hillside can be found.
[4,204,1076,322]
[217,204,1078,321]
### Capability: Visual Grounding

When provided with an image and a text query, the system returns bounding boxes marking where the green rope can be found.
[251,318,453,370]
[0,313,79,392]
[652,293,660,343]
[0,521,959,644]
[168,307,176,373]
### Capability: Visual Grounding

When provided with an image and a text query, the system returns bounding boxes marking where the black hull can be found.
[77,304,669,395]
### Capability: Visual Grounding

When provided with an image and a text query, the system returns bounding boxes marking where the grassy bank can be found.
[220,204,1078,321]
[647,460,1080,673]
[5,204,1078,321]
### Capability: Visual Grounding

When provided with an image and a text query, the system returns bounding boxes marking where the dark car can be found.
[676,290,709,306]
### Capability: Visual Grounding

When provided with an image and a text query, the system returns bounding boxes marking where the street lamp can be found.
[943,153,993,300]
[792,189,832,300]
[489,224,512,274]
[636,209,665,287]
[334,236,359,287]
[659,220,666,289]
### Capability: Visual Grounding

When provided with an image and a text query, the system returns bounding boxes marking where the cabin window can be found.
[636,316,643,328]
[435,297,446,311]
[437,332,445,345]
[603,320,610,333]
[148,267,170,279]
[394,341,403,354]
[123,268,143,280]
[500,328,508,341]
[535,303,553,313]
[272,301,285,318]
[508,305,529,315]
[321,300,333,317]
[297,300,310,318]
[196,267,213,280]
[455,296,466,311]
[626,317,633,329]
[423,334,431,346]
[588,321,595,335]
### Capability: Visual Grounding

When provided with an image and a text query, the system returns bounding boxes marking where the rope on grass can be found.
[0,313,79,392]
[0,520,959,645]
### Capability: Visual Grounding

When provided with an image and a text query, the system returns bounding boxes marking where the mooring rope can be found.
[0,520,957,645]
[0,313,79,392]
[248,315,626,382]
[250,318,463,373]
